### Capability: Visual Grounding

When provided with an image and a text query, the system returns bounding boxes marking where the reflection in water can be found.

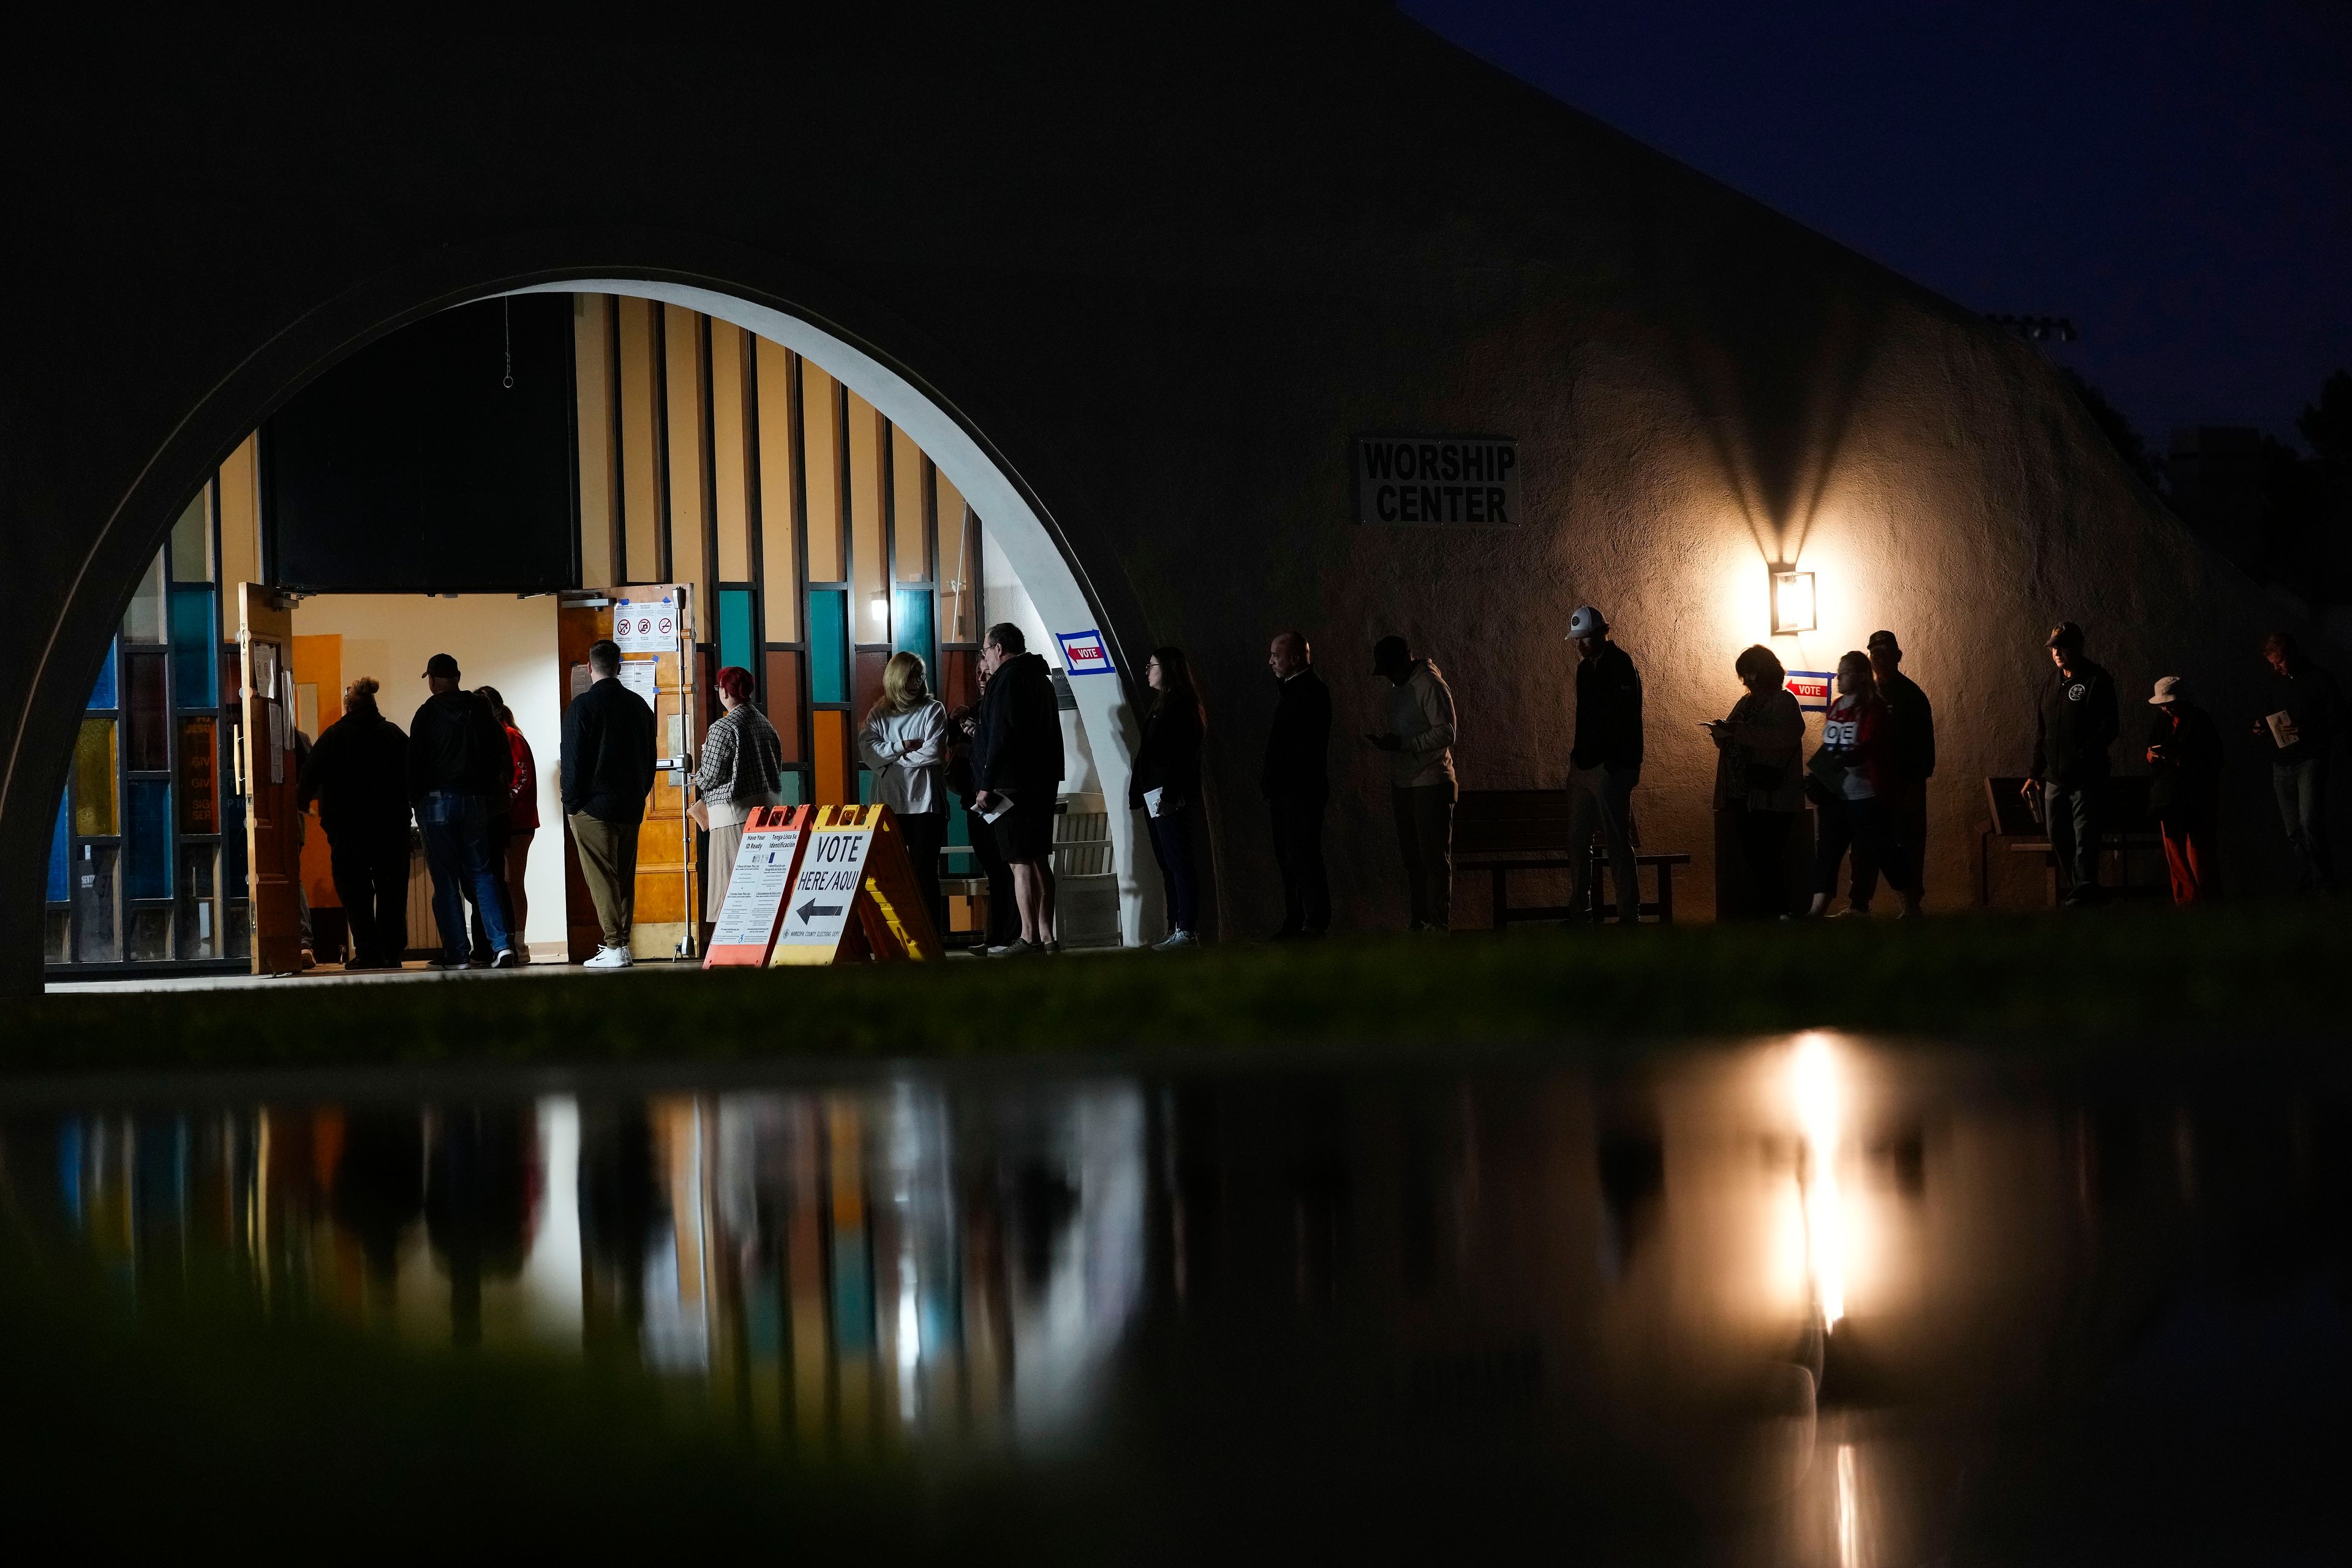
[4,1036,2348,1558]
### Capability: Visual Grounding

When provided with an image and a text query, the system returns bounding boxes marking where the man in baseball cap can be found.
[409,651,519,969]
[1565,604,1643,924]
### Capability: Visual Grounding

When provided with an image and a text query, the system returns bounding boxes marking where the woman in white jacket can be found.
[859,652,952,934]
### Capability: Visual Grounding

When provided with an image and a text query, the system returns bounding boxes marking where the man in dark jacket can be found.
[299,675,412,968]
[409,652,518,968]
[2024,622,2119,905]
[2146,675,2223,904]
[2255,631,2345,893]
[971,622,1065,955]
[560,638,658,969]
[1261,630,1332,938]
[1847,629,1937,914]
[1565,604,1644,924]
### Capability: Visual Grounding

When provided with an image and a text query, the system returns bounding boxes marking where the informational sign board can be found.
[619,658,662,712]
[771,809,880,964]
[1787,671,1833,714]
[1055,628,1115,677]
[769,805,944,965]
[1354,435,1520,528]
[705,806,811,967]
[612,592,680,654]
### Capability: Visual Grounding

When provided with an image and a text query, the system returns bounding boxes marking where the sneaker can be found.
[426,958,472,972]
[989,938,1044,959]
[1153,929,1198,951]
[583,945,634,970]
[492,949,522,969]
[1828,905,1872,919]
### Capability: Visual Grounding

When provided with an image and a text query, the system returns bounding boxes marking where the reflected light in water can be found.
[1793,1033,1846,1329]
[1836,1442,1860,1568]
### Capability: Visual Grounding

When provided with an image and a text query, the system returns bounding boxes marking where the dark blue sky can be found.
[1400,0,2351,453]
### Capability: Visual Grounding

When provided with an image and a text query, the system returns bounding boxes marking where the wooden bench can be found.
[1978,775,2166,904]
[1455,789,1693,925]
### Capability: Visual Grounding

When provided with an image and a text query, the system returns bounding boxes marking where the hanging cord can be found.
[502,297,514,389]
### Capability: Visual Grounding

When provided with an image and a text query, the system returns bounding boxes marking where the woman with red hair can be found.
[692,665,786,933]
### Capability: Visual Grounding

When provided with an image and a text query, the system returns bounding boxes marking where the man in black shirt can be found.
[2255,631,2345,893]
[299,675,412,968]
[1565,604,1644,924]
[561,638,658,968]
[409,652,518,968]
[1848,629,1936,914]
[1261,629,1332,938]
[2024,622,2119,906]
[971,622,1065,956]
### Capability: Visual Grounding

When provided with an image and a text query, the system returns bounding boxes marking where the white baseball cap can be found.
[1566,605,1607,640]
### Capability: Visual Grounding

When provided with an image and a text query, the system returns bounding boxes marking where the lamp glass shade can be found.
[1771,571,1817,635]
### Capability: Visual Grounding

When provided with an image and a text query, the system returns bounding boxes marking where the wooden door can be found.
[238,583,305,974]
[556,587,700,962]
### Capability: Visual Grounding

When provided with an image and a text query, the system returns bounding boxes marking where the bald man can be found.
[1262,630,1332,937]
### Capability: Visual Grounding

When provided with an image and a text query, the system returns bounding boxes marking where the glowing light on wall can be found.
[1792,1033,1846,1329]
[1771,570,1818,635]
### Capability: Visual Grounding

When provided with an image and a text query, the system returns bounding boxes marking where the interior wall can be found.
[290,593,566,946]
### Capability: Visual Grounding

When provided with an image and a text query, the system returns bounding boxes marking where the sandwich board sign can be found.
[704,806,812,967]
[770,805,944,965]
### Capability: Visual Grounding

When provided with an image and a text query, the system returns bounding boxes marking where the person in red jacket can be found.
[466,685,538,964]
[1805,651,1922,918]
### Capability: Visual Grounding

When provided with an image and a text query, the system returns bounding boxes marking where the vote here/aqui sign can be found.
[1354,436,1520,528]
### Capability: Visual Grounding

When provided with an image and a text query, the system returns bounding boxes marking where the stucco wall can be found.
[0,7,2330,989]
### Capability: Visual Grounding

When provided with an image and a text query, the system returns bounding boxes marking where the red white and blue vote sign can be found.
[1055,628,1114,676]
[1787,671,1833,713]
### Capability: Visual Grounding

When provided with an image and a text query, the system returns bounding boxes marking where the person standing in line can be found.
[1564,605,1643,925]
[407,653,519,970]
[949,665,1016,952]
[298,676,412,968]
[2022,622,2119,907]
[2253,631,2346,894]
[1705,645,1804,919]
[693,664,786,944]
[971,623,1065,956]
[1261,630,1332,939]
[1366,635,1457,932]
[1132,646,1208,950]
[2146,676,2223,905]
[1806,651,1920,918]
[859,652,951,940]
[464,685,535,966]
[561,638,657,970]
[1845,629,1936,915]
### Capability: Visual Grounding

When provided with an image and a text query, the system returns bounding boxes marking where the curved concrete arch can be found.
[510,278,1150,948]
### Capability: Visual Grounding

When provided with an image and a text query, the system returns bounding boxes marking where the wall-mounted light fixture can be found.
[1771,569,1817,635]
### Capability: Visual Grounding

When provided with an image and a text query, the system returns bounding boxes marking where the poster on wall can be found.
[619,658,661,715]
[1786,670,1833,713]
[1353,435,1520,527]
[613,592,679,654]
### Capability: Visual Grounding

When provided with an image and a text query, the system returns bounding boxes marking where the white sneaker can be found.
[583,945,634,971]
[1153,929,1198,951]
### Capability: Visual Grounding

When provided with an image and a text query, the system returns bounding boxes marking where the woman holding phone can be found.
[1704,645,1804,919]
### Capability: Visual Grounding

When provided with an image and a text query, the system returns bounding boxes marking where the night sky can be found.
[1400,0,2351,453]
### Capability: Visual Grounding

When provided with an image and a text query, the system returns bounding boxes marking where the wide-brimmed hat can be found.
[2149,674,2185,706]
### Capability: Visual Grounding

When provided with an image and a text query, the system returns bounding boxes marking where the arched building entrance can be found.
[26,271,1158,981]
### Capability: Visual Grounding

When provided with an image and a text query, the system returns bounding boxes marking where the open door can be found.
[556,586,700,962]
[238,582,306,974]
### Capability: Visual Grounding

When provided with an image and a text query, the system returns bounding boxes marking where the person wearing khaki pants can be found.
[559,638,657,969]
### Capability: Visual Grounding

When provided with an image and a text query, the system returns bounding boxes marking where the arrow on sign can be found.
[796,900,843,923]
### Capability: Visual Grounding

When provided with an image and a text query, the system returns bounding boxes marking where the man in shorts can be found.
[971,622,1066,955]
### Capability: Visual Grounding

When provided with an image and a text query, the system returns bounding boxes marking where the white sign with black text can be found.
[773,821,877,956]
[612,593,680,654]
[1354,435,1520,528]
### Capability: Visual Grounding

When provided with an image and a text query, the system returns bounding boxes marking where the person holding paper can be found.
[694,665,787,946]
[1131,646,1207,949]
[2255,632,2345,894]
[859,653,951,938]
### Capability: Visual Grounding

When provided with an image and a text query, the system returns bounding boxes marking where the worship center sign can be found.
[1354,435,1520,527]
